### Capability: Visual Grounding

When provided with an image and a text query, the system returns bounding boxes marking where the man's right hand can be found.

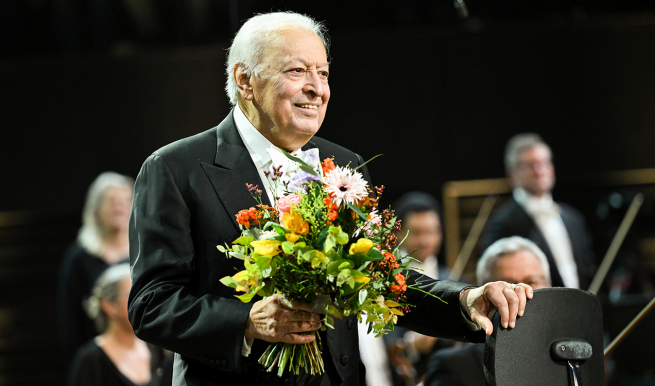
[245,294,322,344]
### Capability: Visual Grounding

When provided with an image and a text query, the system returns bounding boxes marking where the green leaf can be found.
[219,276,238,288]
[257,282,274,297]
[358,289,368,306]
[391,267,404,276]
[281,149,319,176]
[316,226,330,251]
[329,225,349,245]
[233,236,254,246]
[352,154,383,171]
[324,234,336,253]
[326,304,343,319]
[325,315,335,329]
[228,251,248,260]
[337,269,351,286]
[327,259,345,275]
[338,261,354,271]
[235,291,259,303]
[347,247,383,266]
[216,245,227,253]
[347,202,368,221]
[282,241,295,255]
[365,247,384,261]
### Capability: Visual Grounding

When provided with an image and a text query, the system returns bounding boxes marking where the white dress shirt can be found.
[233,105,321,356]
[234,105,319,204]
[513,188,579,288]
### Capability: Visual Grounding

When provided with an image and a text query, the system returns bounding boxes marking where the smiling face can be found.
[236,28,330,151]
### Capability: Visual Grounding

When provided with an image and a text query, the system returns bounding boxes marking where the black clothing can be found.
[483,197,596,289]
[57,243,129,363]
[128,111,483,386]
[424,343,485,386]
[68,339,171,386]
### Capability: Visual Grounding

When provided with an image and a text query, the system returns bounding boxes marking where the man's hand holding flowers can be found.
[245,294,323,344]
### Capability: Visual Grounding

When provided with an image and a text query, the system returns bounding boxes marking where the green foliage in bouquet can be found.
[218,154,443,377]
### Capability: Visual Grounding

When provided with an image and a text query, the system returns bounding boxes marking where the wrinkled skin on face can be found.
[235,28,330,151]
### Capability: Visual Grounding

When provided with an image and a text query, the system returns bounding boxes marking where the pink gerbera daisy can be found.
[324,166,369,206]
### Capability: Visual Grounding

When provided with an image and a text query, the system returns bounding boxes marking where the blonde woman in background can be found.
[57,172,134,365]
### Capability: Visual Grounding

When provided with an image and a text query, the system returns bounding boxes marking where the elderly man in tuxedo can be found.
[128,11,533,386]
[424,236,552,386]
[483,133,597,289]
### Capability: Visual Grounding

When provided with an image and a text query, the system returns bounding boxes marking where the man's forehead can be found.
[262,28,328,67]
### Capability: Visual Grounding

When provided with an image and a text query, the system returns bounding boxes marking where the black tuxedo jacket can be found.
[424,343,485,386]
[483,197,596,289]
[128,110,482,386]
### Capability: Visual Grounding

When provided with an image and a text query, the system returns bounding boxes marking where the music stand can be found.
[484,288,605,386]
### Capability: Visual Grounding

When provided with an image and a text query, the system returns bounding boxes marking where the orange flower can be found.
[391,273,407,294]
[324,195,339,211]
[236,208,253,228]
[282,211,309,236]
[321,158,336,175]
[327,210,338,222]
[380,252,400,270]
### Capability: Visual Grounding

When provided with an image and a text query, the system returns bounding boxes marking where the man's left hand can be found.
[459,281,533,336]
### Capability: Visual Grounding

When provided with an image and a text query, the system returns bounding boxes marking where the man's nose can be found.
[304,71,325,96]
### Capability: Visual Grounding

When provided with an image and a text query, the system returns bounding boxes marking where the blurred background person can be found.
[424,236,551,386]
[393,191,449,280]
[68,263,172,385]
[57,172,134,365]
[483,133,597,289]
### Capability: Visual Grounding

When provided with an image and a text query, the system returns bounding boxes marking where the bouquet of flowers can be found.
[218,151,442,377]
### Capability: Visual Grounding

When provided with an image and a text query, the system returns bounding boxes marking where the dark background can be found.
[1,1,655,384]
[2,1,655,212]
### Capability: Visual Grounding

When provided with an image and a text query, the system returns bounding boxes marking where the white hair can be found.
[476,236,551,286]
[77,172,134,255]
[504,132,549,170]
[225,11,330,105]
[84,263,131,333]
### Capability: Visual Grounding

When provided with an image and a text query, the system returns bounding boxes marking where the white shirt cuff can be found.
[242,337,255,357]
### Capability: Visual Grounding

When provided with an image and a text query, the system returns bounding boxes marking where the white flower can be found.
[324,166,368,207]
[353,209,382,237]
[259,230,279,240]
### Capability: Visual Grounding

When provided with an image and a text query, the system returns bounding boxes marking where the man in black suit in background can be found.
[128,11,533,386]
[483,133,596,289]
[424,236,552,386]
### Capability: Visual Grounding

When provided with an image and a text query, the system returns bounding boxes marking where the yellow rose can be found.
[250,240,282,256]
[282,212,309,236]
[349,238,374,255]
[285,233,300,243]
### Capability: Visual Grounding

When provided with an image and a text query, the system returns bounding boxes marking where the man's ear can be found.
[234,63,254,101]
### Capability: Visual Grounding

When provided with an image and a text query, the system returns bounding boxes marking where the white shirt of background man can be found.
[514,188,579,288]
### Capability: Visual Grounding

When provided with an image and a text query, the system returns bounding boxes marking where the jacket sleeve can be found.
[127,153,253,373]
[397,271,485,343]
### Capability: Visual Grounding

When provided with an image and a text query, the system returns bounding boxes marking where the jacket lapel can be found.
[200,110,271,229]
